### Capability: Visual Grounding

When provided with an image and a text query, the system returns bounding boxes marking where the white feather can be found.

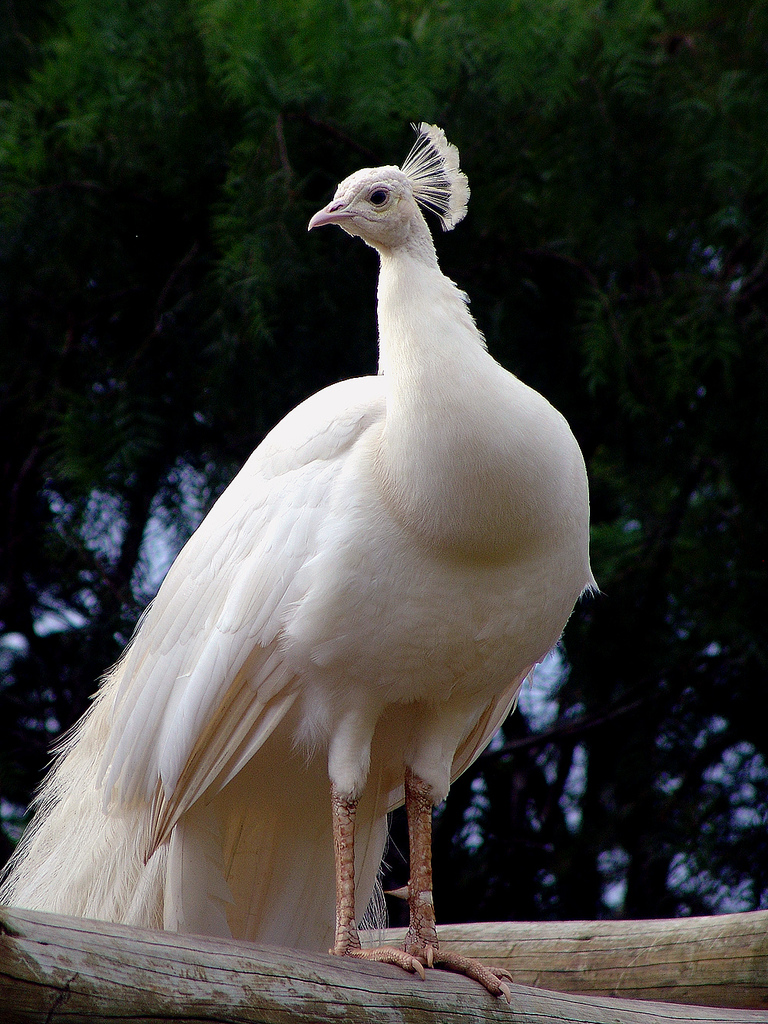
[400,122,470,230]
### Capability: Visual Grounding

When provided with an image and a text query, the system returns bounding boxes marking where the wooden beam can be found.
[2,907,767,1023]
[373,911,768,1009]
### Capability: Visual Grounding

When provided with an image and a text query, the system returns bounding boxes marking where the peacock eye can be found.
[369,188,389,207]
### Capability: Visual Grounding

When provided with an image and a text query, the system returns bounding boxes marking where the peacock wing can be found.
[97,376,386,853]
[449,668,529,782]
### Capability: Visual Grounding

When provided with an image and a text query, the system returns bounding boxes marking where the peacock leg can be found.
[403,767,513,1002]
[329,782,361,955]
[403,765,439,960]
[329,782,424,976]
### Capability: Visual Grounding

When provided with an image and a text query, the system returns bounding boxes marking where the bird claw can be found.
[337,941,511,1001]
[431,948,513,1002]
[340,945,427,981]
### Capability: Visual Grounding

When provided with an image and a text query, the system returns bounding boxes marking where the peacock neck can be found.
[375,241,488,386]
[372,244,538,559]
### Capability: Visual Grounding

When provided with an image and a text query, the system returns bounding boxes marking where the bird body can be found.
[1,126,593,982]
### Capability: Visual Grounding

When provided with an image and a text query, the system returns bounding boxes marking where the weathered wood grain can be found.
[373,911,768,1009]
[2,907,767,1023]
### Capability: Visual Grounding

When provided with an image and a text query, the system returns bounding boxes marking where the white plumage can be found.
[1,125,593,995]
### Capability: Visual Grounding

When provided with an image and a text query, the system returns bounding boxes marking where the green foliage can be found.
[2,0,767,918]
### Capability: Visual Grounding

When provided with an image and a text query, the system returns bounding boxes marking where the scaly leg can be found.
[403,766,438,961]
[403,767,513,1002]
[329,782,424,977]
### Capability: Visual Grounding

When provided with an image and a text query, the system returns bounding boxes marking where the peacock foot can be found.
[331,941,426,979]
[427,946,513,1003]
[337,935,512,1001]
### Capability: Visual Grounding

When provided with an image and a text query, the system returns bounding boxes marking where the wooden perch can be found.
[2,906,767,1024]
[375,911,768,1009]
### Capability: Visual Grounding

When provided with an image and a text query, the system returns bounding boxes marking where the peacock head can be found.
[308,165,419,251]
[309,124,469,255]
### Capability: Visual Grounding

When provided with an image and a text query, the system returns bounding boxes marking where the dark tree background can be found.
[2,0,767,924]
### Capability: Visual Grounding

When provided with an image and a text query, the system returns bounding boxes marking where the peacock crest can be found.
[400,123,470,231]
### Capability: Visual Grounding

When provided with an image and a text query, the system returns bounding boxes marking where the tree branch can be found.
[2,907,766,1023]
[482,695,649,760]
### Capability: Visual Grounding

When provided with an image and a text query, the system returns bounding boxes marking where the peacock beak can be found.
[308,200,353,231]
